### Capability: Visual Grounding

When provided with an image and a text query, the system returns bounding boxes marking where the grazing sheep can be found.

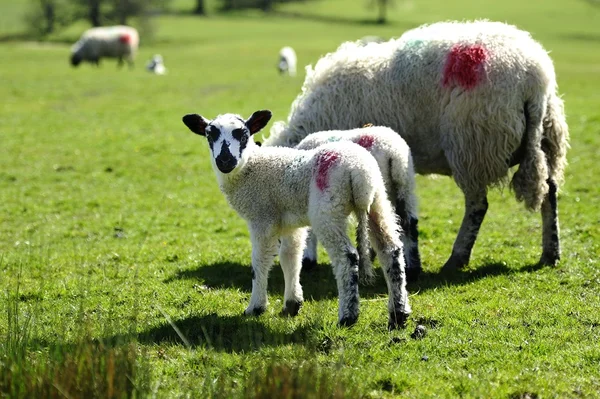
[295,125,421,280]
[70,25,139,68]
[146,54,167,75]
[182,110,411,329]
[264,20,569,271]
[278,46,297,77]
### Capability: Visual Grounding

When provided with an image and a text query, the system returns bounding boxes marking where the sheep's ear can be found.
[182,114,209,136]
[245,110,272,135]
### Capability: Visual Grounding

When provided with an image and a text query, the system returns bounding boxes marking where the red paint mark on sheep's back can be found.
[356,135,375,150]
[442,44,488,90]
[316,150,340,191]
[119,34,131,44]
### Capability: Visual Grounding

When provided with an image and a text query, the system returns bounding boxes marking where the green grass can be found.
[1,0,600,397]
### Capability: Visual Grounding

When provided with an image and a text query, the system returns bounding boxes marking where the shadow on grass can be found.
[166,259,545,301]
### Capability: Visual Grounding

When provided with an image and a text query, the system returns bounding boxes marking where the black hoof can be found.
[281,300,302,317]
[441,254,468,272]
[338,315,358,328]
[369,247,377,262]
[244,306,266,316]
[302,257,317,271]
[539,252,560,267]
[406,266,422,282]
[388,311,409,330]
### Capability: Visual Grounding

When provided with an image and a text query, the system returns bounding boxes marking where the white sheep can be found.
[295,125,421,280]
[278,46,297,77]
[264,20,569,271]
[70,25,139,68]
[182,110,411,329]
[146,54,167,75]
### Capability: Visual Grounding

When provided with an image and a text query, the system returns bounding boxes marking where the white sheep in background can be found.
[182,110,411,329]
[146,54,167,75]
[264,20,569,271]
[278,46,297,77]
[70,25,139,68]
[295,125,421,281]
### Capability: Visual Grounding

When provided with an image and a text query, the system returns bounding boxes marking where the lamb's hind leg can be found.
[396,198,422,281]
[301,229,318,271]
[442,189,488,271]
[539,178,560,265]
[279,228,308,316]
[245,225,279,316]
[315,220,360,327]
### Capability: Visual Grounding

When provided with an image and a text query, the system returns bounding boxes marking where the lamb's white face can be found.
[182,110,272,175]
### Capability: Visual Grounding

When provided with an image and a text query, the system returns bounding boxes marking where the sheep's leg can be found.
[539,178,560,265]
[396,198,422,281]
[279,228,307,316]
[301,228,318,271]
[442,190,488,271]
[315,219,360,327]
[117,56,124,68]
[368,210,411,329]
[245,226,278,316]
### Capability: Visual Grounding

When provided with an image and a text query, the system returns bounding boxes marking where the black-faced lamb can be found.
[294,125,421,280]
[264,20,569,271]
[182,110,411,329]
[70,25,139,68]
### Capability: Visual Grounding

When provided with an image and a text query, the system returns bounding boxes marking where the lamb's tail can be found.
[355,210,375,283]
[511,97,550,210]
[365,187,405,268]
[541,93,569,186]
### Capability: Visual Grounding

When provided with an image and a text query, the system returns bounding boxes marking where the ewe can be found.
[70,25,139,68]
[264,20,569,271]
[182,110,411,329]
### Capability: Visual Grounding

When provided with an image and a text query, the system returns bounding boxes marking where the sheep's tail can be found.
[511,97,550,210]
[355,210,375,284]
[541,93,569,186]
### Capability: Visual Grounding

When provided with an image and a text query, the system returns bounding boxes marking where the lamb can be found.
[278,46,297,77]
[70,25,139,68]
[294,125,421,281]
[181,110,411,329]
[146,54,167,75]
[263,20,569,271]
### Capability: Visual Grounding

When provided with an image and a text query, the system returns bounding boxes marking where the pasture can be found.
[1,0,599,397]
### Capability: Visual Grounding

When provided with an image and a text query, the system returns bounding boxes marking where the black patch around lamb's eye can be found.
[231,128,247,142]
[207,126,220,141]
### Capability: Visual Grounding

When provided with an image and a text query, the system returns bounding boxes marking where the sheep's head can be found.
[182,110,272,174]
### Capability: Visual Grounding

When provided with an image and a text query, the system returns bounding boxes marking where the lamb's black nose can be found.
[215,155,236,174]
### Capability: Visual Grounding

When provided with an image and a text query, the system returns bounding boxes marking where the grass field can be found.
[1,0,599,397]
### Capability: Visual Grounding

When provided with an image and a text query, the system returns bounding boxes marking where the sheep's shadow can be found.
[165,259,544,300]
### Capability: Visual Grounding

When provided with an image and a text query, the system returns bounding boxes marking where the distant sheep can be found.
[182,110,411,329]
[278,46,297,77]
[264,20,569,271]
[295,125,421,280]
[146,54,167,75]
[71,25,139,68]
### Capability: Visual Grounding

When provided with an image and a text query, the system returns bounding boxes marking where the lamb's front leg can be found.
[279,228,308,316]
[245,225,278,316]
[442,189,488,271]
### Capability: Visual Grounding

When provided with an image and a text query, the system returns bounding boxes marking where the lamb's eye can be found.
[232,128,247,142]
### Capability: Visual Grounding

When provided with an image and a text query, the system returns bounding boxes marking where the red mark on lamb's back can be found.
[119,34,131,44]
[356,135,375,150]
[442,44,488,90]
[316,150,340,191]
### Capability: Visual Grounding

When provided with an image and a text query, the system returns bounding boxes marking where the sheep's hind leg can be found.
[442,189,488,271]
[396,198,422,281]
[316,221,360,327]
[539,178,560,265]
[245,226,278,316]
[279,228,308,316]
[301,228,318,271]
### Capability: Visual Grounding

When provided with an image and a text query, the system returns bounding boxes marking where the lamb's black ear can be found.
[182,114,209,136]
[245,110,272,135]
